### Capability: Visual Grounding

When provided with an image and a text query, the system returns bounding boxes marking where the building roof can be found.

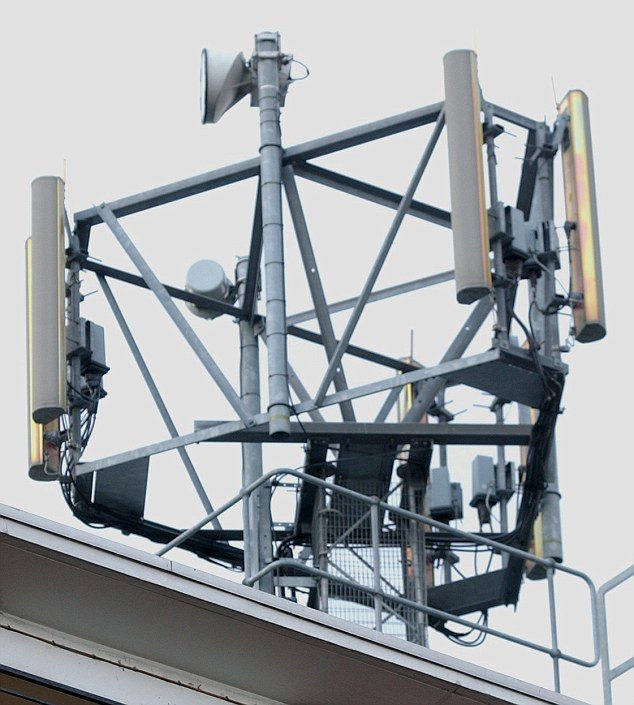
[0,504,589,705]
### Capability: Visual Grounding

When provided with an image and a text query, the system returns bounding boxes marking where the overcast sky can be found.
[2,2,632,703]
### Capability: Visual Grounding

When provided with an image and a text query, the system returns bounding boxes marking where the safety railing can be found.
[597,564,634,705]
[158,467,601,693]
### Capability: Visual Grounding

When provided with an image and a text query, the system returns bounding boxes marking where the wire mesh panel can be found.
[310,477,425,642]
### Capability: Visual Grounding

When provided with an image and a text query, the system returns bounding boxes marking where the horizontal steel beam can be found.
[81,261,419,372]
[283,103,444,161]
[73,101,537,231]
[193,420,533,445]
[487,102,542,131]
[73,104,445,228]
[74,159,261,227]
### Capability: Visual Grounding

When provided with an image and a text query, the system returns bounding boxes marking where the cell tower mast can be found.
[26,32,611,689]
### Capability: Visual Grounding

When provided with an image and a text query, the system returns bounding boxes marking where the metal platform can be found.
[439,344,568,408]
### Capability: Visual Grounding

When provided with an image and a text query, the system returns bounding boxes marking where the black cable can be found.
[436,611,488,646]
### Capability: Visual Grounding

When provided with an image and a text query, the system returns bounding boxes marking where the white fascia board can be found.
[2,617,282,705]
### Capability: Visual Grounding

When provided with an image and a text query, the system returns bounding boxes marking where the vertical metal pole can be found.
[370,500,383,633]
[437,387,449,468]
[67,226,84,481]
[64,209,87,491]
[484,104,509,343]
[535,148,560,359]
[597,565,634,705]
[236,257,273,593]
[407,482,428,646]
[255,31,291,439]
[316,485,330,611]
[597,585,613,705]
[541,441,563,563]
[533,130,564,564]
[397,367,429,644]
[547,567,561,692]
[493,401,509,534]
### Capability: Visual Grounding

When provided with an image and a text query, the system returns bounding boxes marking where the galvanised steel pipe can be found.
[255,31,291,439]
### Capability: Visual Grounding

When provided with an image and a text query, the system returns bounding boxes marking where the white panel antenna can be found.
[443,50,492,304]
[27,177,67,425]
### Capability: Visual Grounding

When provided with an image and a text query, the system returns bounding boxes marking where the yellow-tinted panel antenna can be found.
[559,90,606,343]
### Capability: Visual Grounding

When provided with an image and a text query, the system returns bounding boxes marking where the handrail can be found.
[245,557,595,667]
[597,564,634,705]
[156,467,600,679]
